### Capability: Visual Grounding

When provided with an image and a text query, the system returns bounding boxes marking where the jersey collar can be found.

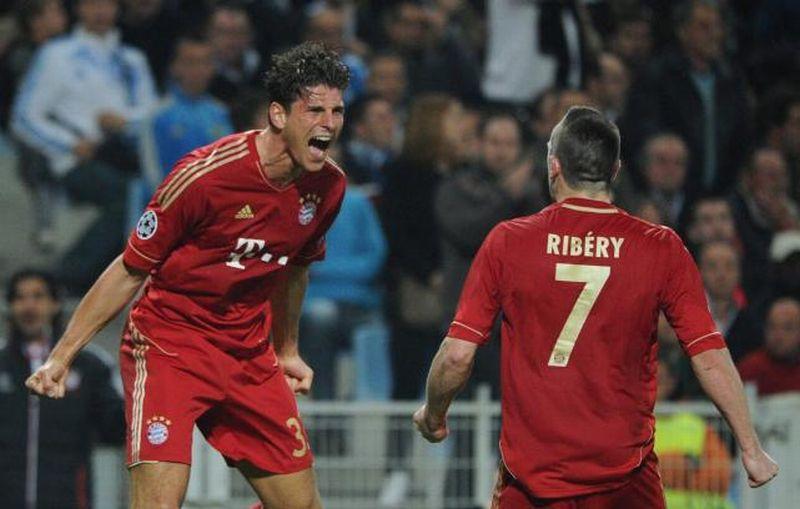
[559,197,619,214]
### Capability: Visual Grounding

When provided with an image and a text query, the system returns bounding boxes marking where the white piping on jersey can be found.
[325,157,347,177]
[127,240,161,264]
[561,203,619,214]
[684,331,722,350]
[451,320,487,338]
[130,343,148,465]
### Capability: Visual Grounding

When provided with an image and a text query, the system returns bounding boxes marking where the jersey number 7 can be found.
[548,263,611,367]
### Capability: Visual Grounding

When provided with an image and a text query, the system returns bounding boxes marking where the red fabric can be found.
[737,350,800,396]
[123,130,345,355]
[448,198,726,498]
[120,322,313,474]
[495,451,665,509]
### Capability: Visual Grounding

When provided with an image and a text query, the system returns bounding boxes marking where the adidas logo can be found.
[235,204,254,219]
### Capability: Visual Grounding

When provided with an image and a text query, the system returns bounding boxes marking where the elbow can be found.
[441,341,477,373]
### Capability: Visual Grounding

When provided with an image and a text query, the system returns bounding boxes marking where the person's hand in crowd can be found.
[501,157,535,201]
[97,111,127,133]
[72,139,97,162]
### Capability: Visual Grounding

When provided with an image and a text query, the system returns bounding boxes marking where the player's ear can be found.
[268,102,287,130]
[611,159,621,183]
[548,155,561,180]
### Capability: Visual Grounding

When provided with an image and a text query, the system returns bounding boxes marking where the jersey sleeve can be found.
[446,224,504,345]
[293,178,346,266]
[660,231,727,356]
[123,167,205,273]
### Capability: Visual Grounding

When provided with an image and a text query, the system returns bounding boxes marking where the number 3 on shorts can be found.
[286,417,309,458]
[548,263,611,367]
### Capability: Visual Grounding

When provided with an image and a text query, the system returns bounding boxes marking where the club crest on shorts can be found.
[136,210,158,240]
[298,193,321,226]
[146,415,171,445]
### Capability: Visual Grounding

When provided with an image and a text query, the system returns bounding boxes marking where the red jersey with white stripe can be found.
[123,130,346,358]
[448,197,726,498]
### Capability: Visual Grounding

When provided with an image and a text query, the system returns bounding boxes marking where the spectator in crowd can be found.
[761,89,800,198]
[11,0,157,294]
[639,133,691,229]
[300,184,391,401]
[731,147,800,298]
[585,52,630,123]
[608,8,653,75]
[140,34,233,184]
[0,269,124,509]
[366,51,409,112]
[435,111,546,397]
[229,87,267,132]
[699,241,761,362]
[381,93,463,400]
[655,358,735,509]
[340,94,398,196]
[458,106,482,167]
[625,0,751,196]
[207,1,262,104]
[119,0,179,90]
[482,0,601,106]
[0,0,67,128]
[686,195,740,252]
[0,0,67,249]
[304,3,368,104]
[737,297,800,396]
[380,1,481,103]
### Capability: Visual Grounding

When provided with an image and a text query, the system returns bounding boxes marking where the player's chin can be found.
[304,147,328,172]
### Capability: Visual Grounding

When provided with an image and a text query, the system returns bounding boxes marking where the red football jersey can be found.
[123,130,345,358]
[448,197,726,498]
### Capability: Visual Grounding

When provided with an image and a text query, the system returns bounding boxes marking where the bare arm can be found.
[270,265,314,394]
[25,255,146,398]
[414,337,478,442]
[691,348,779,487]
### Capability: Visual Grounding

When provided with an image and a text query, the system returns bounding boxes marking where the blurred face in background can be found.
[700,241,740,301]
[171,39,215,97]
[611,18,652,67]
[765,299,800,361]
[77,0,119,35]
[643,135,688,194]
[679,3,724,66]
[591,53,630,114]
[29,0,68,43]
[367,55,407,107]
[354,98,397,150]
[305,8,345,49]
[386,2,427,52]
[749,148,789,199]
[9,276,60,342]
[210,7,252,66]
[689,199,736,244]
[481,116,522,176]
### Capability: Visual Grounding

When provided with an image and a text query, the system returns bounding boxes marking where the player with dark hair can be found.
[26,41,349,509]
[413,106,778,508]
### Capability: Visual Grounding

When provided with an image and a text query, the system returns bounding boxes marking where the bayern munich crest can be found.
[136,210,158,240]
[146,415,171,445]
[298,193,321,226]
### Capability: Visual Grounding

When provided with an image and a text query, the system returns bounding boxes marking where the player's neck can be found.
[555,187,613,204]
[255,129,304,186]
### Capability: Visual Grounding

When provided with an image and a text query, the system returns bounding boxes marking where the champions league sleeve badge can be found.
[136,210,158,240]
[298,193,322,226]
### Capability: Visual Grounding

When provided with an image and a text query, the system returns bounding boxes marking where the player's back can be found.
[469,197,721,497]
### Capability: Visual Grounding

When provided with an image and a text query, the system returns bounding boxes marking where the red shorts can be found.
[492,451,666,509]
[119,321,313,474]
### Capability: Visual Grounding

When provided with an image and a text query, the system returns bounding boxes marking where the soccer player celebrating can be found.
[413,106,778,508]
[25,42,348,509]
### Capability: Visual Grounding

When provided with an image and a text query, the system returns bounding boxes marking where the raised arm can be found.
[25,256,147,398]
[271,264,314,394]
[691,348,779,487]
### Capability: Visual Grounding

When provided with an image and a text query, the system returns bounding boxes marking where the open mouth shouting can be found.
[308,133,333,161]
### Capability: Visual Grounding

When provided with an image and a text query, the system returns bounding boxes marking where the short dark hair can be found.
[15,0,55,36]
[170,32,210,63]
[6,268,61,304]
[674,0,719,29]
[550,106,620,188]
[263,41,350,110]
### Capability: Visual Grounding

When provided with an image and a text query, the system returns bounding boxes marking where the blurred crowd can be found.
[0,0,799,418]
